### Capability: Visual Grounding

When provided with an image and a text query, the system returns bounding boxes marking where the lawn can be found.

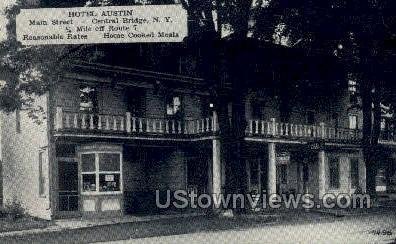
[0,216,52,233]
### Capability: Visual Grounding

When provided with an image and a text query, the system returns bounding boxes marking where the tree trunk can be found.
[361,78,379,199]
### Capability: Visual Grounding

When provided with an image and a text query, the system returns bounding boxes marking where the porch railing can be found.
[246,118,363,142]
[54,107,218,136]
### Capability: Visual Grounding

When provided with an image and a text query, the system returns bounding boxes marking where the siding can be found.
[324,151,365,195]
[55,79,207,119]
[1,95,51,219]
[246,88,363,129]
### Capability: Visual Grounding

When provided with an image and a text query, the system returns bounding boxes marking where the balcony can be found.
[246,118,363,144]
[54,107,218,140]
[54,107,396,145]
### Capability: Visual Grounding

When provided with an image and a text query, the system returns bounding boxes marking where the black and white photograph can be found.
[0,0,395,243]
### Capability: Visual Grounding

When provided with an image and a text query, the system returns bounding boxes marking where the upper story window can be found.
[125,88,145,117]
[331,113,340,128]
[348,78,358,104]
[306,111,315,125]
[80,85,97,112]
[349,115,358,130]
[251,100,265,119]
[166,95,182,117]
[330,0,347,8]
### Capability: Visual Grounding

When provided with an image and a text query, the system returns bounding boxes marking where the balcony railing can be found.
[380,130,396,143]
[55,107,396,145]
[246,118,363,142]
[54,107,218,137]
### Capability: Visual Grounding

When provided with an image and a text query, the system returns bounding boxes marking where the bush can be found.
[2,199,25,220]
[0,206,7,218]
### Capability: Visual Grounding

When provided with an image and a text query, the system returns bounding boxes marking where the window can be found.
[307,111,315,125]
[81,152,122,194]
[350,158,359,188]
[166,96,182,116]
[331,113,339,128]
[329,157,340,189]
[250,159,259,185]
[381,118,386,130]
[39,151,46,197]
[251,101,265,119]
[349,115,358,130]
[348,79,357,93]
[279,164,288,184]
[80,85,97,112]
[125,88,145,117]
[16,109,21,133]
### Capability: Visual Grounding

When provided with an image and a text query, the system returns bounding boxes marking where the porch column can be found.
[318,150,326,199]
[212,139,222,196]
[55,107,63,131]
[267,142,276,196]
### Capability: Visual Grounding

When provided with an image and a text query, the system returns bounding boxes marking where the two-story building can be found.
[1,44,396,219]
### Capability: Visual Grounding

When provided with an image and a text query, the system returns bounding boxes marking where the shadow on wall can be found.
[0,160,2,206]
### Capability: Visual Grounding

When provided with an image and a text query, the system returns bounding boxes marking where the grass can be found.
[0,216,52,233]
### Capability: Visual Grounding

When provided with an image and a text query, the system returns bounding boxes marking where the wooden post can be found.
[212,111,218,132]
[73,113,78,128]
[81,114,86,129]
[98,115,102,130]
[165,120,169,134]
[55,107,63,131]
[113,116,117,130]
[318,150,326,199]
[271,118,276,136]
[105,116,110,130]
[212,139,222,196]
[320,122,326,139]
[268,142,277,196]
[126,112,131,133]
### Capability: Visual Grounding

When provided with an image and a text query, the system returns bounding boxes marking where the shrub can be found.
[0,205,7,218]
[3,199,25,220]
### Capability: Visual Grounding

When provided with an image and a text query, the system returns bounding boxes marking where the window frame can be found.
[329,156,340,189]
[165,94,183,117]
[79,85,98,112]
[350,158,360,189]
[279,164,288,185]
[80,151,123,195]
[349,115,358,130]
[38,150,46,197]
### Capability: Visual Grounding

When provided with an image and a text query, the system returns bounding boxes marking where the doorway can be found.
[58,161,79,213]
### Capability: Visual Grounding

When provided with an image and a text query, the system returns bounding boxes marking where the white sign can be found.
[105,174,114,182]
[276,152,290,165]
[16,5,188,45]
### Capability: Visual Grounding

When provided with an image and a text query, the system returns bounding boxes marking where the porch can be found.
[53,140,213,218]
[54,107,218,139]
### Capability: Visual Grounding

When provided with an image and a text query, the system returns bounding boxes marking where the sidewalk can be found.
[0,207,394,239]
[0,212,204,238]
[0,208,395,243]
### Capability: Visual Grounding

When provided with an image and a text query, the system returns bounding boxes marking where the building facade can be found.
[1,60,396,220]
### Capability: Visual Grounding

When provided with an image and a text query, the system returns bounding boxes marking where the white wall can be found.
[1,95,51,220]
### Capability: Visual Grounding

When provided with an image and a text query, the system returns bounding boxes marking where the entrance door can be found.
[58,161,79,213]
[248,159,262,194]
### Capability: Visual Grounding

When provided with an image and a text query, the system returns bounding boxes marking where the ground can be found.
[0,209,395,243]
[0,216,51,233]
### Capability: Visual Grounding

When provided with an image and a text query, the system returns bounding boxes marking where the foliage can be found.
[0,198,25,220]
